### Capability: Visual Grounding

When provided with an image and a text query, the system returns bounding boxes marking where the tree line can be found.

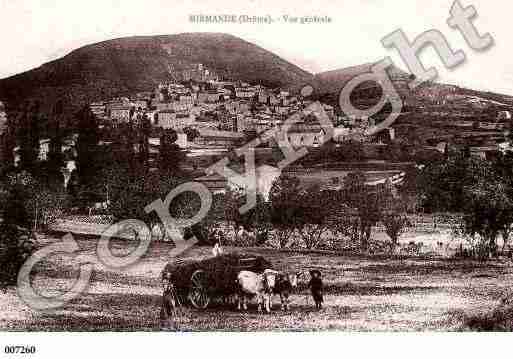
[0,100,187,229]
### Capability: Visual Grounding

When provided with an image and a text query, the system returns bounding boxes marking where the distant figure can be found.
[237,225,254,245]
[160,274,178,330]
[211,229,224,257]
[247,230,256,245]
[237,225,246,241]
[308,270,324,309]
[151,223,164,241]
[212,242,224,257]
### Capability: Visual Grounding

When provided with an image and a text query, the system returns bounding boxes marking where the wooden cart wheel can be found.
[189,270,210,309]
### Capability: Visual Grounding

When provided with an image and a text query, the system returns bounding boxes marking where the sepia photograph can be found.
[1,0,513,355]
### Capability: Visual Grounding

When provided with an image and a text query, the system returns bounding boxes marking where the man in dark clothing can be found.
[160,274,179,330]
[308,270,324,309]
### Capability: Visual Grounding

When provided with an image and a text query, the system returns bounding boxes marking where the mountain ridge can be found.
[0,33,312,114]
[1,32,513,133]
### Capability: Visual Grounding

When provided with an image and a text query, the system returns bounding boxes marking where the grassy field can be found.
[1,234,513,331]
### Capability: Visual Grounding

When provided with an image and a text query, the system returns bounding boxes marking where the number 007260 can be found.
[4,346,36,354]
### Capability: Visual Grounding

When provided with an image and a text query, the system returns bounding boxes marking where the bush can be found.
[463,306,513,331]
[0,224,36,288]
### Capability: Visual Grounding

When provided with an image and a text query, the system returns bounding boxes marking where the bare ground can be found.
[1,234,512,331]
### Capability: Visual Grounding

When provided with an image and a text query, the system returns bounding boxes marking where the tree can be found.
[459,160,513,259]
[183,127,200,142]
[1,102,17,172]
[41,101,65,187]
[31,187,70,230]
[106,165,202,243]
[418,151,513,258]
[307,139,365,164]
[269,175,303,248]
[337,140,364,162]
[342,171,382,251]
[269,175,351,250]
[381,201,410,249]
[417,150,472,212]
[159,128,185,175]
[387,139,412,162]
[0,224,36,288]
[110,123,135,167]
[1,171,36,229]
[107,165,160,223]
[136,113,151,169]
[76,105,99,186]
[18,101,41,173]
[2,186,31,228]
[222,188,270,245]
[296,185,336,249]
[491,153,513,252]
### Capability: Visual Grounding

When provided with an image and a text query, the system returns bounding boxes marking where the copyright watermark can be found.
[17,0,494,311]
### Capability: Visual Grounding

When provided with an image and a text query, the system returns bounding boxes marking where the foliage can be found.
[342,171,383,251]
[1,171,36,228]
[417,151,472,212]
[336,140,365,162]
[490,153,513,251]
[225,189,269,230]
[460,174,513,258]
[305,140,364,165]
[387,139,413,162]
[268,175,302,248]
[136,113,151,168]
[419,151,513,258]
[17,101,41,173]
[1,170,70,230]
[183,127,200,142]
[106,164,207,244]
[381,197,411,247]
[463,302,513,331]
[1,104,17,170]
[159,128,185,174]
[75,105,100,186]
[30,188,70,230]
[107,165,177,223]
[0,224,36,288]
[268,175,347,249]
[297,186,333,249]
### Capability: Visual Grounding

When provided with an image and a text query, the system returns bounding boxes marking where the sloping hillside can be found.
[0,33,312,115]
[299,62,513,145]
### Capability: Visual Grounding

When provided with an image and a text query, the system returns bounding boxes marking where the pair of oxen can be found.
[236,269,302,312]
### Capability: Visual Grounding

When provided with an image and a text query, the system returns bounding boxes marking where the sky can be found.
[0,0,512,94]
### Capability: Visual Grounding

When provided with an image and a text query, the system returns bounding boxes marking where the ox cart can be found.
[161,253,272,309]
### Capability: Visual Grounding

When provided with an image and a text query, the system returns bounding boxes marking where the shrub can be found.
[0,224,36,288]
[463,306,513,331]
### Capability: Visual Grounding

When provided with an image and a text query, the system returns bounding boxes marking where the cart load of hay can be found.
[161,253,273,309]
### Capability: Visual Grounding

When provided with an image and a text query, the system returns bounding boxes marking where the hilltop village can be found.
[89,62,340,152]
[2,62,513,196]
[82,63,383,190]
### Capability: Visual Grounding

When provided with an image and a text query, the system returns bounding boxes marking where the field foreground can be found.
[1,234,513,331]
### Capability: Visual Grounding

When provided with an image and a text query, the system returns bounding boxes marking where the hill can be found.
[0,33,312,115]
[2,32,513,149]
[299,61,513,146]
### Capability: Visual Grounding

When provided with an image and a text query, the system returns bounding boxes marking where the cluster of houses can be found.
[1,64,362,191]
[4,62,513,198]
[88,63,354,154]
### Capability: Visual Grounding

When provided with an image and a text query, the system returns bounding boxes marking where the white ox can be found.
[236,269,279,312]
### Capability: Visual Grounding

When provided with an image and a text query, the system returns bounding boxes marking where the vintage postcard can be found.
[0,0,512,356]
